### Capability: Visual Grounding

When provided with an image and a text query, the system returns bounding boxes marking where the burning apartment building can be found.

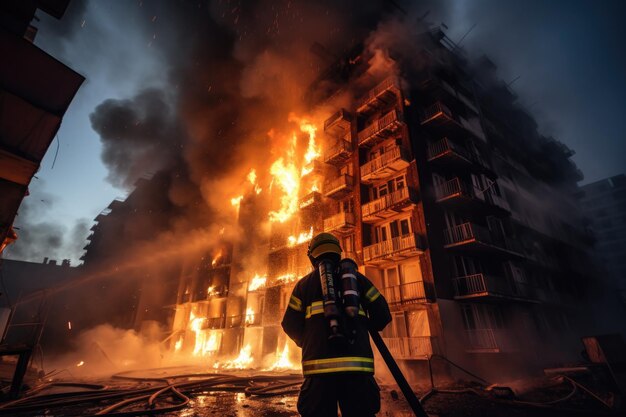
[159,22,603,380]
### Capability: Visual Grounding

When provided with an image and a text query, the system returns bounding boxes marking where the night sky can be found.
[6,0,625,263]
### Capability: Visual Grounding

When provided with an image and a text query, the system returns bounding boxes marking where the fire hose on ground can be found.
[0,370,303,416]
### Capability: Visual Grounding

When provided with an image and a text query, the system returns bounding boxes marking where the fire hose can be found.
[369,326,429,417]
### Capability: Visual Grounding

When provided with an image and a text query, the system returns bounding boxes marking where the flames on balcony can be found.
[167,113,328,370]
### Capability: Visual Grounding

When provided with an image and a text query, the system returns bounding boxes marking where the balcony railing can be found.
[453,273,514,299]
[434,177,472,202]
[360,146,410,183]
[465,329,516,352]
[323,139,352,166]
[299,191,322,210]
[361,187,414,222]
[356,76,401,114]
[323,174,354,198]
[323,212,356,233]
[363,233,423,263]
[357,110,404,147]
[383,336,436,359]
[427,137,479,165]
[421,102,454,125]
[443,222,492,247]
[324,109,351,137]
[380,281,427,304]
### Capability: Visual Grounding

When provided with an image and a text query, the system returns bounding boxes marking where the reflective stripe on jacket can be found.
[302,356,375,376]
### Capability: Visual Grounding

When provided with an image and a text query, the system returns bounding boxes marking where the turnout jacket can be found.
[281,269,391,377]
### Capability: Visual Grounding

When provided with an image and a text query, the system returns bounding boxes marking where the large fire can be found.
[173,114,319,371]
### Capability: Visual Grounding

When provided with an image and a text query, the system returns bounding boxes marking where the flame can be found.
[287,226,314,247]
[174,336,183,352]
[245,307,255,325]
[269,343,295,370]
[207,286,217,296]
[268,115,321,223]
[268,153,299,223]
[67,321,72,330]
[248,274,267,291]
[275,273,297,284]
[211,249,223,267]
[289,113,320,166]
[310,183,319,192]
[222,344,254,369]
[247,168,257,185]
[231,195,244,212]
[76,361,85,367]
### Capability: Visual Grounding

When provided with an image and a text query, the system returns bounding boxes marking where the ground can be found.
[0,366,618,416]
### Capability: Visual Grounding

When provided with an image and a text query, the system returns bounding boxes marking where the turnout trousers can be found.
[297,373,381,417]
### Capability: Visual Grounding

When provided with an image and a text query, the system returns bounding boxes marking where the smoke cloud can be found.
[6,182,90,264]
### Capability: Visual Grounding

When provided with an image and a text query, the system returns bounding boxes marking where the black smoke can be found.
[5,183,90,264]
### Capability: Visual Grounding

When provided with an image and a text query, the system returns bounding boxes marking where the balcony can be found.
[324,109,352,138]
[421,102,486,141]
[465,329,517,353]
[434,177,474,204]
[323,139,352,166]
[323,174,354,199]
[363,233,424,264]
[360,146,411,183]
[299,190,322,211]
[427,137,488,171]
[453,273,532,302]
[434,178,510,215]
[361,187,416,223]
[443,222,523,257]
[358,109,404,148]
[323,212,356,234]
[383,336,437,359]
[356,76,401,115]
[380,281,427,304]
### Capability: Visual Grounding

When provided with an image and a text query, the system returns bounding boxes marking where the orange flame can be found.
[248,274,267,291]
[287,226,314,247]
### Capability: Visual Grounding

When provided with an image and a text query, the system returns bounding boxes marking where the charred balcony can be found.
[363,233,424,264]
[356,76,402,115]
[323,211,356,234]
[382,336,438,359]
[299,190,322,211]
[453,273,534,302]
[360,146,411,184]
[358,109,404,148]
[323,138,352,166]
[427,137,489,171]
[443,222,523,257]
[465,328,518,353]
[434,178,510,215]
[421,102,486,141]
[324,109,352,138]
[361,187,416,223]
[323,174,354,199]
[380,281,427,304]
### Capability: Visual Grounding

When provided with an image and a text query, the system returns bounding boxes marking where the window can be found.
[340,199,353,213]
[372,174,406,200]
[374,217,412,243]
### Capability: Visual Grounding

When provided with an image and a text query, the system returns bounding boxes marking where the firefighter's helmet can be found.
[307,232,342,260]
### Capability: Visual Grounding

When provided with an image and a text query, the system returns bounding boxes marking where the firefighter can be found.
[281,233,392,417]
